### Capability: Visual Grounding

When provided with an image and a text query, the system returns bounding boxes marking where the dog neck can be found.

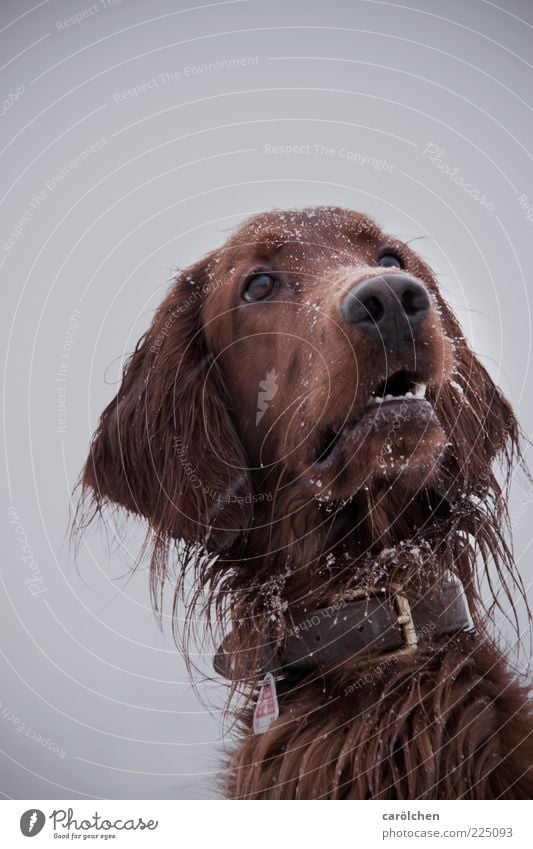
[213,480,477,685]
[214,575,474,682]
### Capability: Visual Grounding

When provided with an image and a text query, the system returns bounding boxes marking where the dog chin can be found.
[304,404,447,502]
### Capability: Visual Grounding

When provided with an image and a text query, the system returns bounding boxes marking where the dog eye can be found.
[378,253,404,269]
[242,273,277,302]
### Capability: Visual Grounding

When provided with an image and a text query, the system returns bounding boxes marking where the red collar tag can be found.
[253,672,279,734]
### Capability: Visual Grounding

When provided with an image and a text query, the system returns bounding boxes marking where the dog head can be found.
[80,207,517,568]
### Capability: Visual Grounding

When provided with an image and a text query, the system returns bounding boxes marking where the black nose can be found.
[341,273,431,348]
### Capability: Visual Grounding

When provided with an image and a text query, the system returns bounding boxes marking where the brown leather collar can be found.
[214,578,473,681]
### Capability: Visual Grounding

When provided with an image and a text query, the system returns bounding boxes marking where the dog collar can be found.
[214,577,473,681]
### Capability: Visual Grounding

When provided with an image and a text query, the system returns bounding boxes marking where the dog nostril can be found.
[363,295,384,322]
[402,287,425,316]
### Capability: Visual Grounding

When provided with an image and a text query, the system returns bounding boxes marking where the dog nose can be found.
[341,273,431,347]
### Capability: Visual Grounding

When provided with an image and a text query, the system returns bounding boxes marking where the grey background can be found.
[1,0,532,800]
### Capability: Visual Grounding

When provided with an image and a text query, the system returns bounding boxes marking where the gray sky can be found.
[1,0,532,800]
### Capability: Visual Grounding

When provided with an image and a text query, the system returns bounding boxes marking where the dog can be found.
[79,206,533,799]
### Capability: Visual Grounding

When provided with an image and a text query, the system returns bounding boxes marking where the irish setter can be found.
[79,207,533,799]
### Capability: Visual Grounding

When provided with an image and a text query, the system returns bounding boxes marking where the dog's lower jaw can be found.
[304,404,448,504]
[225,635,533,800]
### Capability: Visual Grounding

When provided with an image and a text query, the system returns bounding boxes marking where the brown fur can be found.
[77,207,533,799]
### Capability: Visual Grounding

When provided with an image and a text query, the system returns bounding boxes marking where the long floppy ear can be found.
[412,260,520,496]
[80,256,252,570]
[418,272,527,633]
[436,298,519,493]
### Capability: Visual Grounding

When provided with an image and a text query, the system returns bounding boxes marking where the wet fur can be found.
[78,207,533,799]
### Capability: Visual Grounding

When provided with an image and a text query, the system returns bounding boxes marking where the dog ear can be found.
[81,256,253,563]
[453,335,518,463]
[435,297,519,494]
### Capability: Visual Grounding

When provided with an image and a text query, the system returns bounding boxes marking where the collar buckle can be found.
[341,583,419,654]
[391,584,419,651]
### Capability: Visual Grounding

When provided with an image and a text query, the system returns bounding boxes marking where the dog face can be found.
[202,208,454,501]
[81,206,515,554]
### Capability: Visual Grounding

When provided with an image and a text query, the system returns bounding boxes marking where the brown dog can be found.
[80,207,533,799]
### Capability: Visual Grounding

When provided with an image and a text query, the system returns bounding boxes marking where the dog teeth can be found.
[366,384,427,406]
